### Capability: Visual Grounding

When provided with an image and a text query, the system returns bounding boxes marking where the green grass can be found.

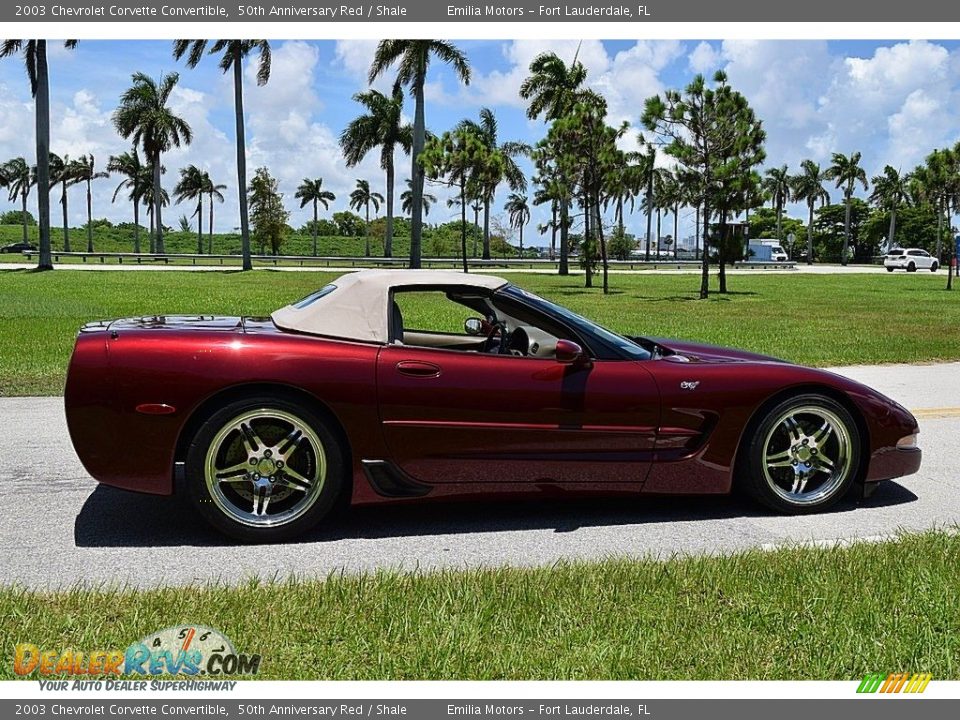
[0,223,458,260]
[2,531,958,680]
[2,268,959,396]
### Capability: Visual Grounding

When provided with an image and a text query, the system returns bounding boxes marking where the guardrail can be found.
[19,250,796,271]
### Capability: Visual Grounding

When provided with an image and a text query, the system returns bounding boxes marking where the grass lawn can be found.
[0,223,475,261]
[2,530,958,680]
[1,268,959,396]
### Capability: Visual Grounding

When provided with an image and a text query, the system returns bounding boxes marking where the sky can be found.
[1,38,959,247]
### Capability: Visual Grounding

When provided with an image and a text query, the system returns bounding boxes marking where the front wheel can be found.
[185,397,345,542]
[931,262,939,272]
[742,394,860,514]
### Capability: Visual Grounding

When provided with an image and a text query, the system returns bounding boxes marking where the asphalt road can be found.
[2,362,958,589]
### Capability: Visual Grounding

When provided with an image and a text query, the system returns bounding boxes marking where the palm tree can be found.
[349,179,384,258]
[45,152,77,252]
[459,108,527,259]
[533,184,559,260]
[762,164,791,248]
[521,50,600,276]
[140,171,170,245]
[107,149,147,253]
[603,151,644,238]
[369,40,471,269]
[1,40,77,270]
[2,157,33,244]
[825,152,868,265]
[113,71,192,255]
[173,40,271,271]
[294,178,336,256]
[340,83,413,258]
[519,50,603,121]
[869,165,911,252]
[656,170,684,259]
[73,155,109,252]
[402,178,435,216]
[505,193,531,257]
[202,171,226,254]
[791,160,830,265]
[642,167,672,257]
[173,164,206,253]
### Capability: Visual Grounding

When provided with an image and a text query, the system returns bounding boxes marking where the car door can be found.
[375,344,660,486]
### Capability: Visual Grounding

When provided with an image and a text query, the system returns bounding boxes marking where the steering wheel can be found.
[483,320,510,354]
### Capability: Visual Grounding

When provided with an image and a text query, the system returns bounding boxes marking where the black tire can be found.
[185,395,346,542]
[740,394,860,514]
[886,267,894,272]
[931,262,939,272]
[907,262,917,272]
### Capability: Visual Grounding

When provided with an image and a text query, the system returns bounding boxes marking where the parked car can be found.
[884,248,939,272]
[65,270,921,541]
[0,241,37,254]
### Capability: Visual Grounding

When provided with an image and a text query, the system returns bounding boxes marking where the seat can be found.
[390,300,404,344]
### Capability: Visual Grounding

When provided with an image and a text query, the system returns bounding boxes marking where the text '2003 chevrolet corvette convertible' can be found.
[65,270,921,541]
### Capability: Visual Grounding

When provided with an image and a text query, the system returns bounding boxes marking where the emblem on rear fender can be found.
[680,380,700,390]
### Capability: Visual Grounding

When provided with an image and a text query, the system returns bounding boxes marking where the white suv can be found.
[884,248,939,272]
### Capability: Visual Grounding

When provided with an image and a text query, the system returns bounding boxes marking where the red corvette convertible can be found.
[65,270,921,541]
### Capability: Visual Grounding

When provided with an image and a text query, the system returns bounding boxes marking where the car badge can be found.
[680,380,700,390]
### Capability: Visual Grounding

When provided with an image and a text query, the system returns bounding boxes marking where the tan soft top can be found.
[271,269,508,343]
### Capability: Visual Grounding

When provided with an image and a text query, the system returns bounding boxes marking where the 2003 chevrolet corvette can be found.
[65,270,921,541]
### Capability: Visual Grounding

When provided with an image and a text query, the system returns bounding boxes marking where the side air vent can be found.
[361,460,432,498]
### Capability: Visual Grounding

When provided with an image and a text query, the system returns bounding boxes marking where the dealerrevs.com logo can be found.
[14,625,261,677]
[857,672,933,694]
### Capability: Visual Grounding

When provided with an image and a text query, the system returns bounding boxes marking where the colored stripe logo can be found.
[857,672,932,694]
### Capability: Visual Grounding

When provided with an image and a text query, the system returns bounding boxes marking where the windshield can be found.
[499,284,650,360]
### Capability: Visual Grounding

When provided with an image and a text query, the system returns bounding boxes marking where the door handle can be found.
[396,360,442,378]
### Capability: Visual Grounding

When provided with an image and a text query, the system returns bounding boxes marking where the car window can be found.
[393,290,477,335]
[908,250,921,256]
[291,284,338,309]
[888,249,903,256]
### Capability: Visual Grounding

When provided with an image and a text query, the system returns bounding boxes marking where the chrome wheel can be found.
[204,408,326,528]
[761,405,853,506]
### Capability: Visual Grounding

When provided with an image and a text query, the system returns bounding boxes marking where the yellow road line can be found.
[911,407,960,419]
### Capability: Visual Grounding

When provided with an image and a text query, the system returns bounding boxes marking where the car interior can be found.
[389,288,569,359]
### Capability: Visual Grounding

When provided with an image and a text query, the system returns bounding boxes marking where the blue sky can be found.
[1,38,959,246]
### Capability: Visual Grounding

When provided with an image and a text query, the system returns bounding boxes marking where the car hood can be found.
[637,336,788,364]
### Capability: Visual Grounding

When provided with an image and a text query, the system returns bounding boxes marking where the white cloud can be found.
[333,39,380,82]
[688,41,720,74]
[817,40,959,172]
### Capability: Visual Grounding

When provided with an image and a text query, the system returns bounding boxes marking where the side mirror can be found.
[464,317,484,336]
[555,339,586,364]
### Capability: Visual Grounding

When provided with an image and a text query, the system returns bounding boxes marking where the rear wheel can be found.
[185,396,345,542]
[886,266,894,272]
[742,394,860,514]
[907,262,917,272]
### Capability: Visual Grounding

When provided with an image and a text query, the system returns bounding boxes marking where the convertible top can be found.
[271,269,509,343]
